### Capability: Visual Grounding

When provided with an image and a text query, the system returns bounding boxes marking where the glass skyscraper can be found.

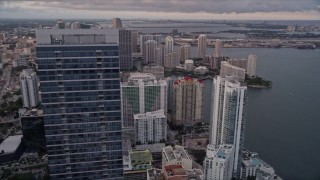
[36,29,123,179]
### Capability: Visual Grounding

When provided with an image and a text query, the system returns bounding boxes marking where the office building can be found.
[179,44,191,62]
[220,61,246,82]
[119,29,133,70]
[204,144,234,180]
[131,31,138,53]
[162,145,192,170]
[164,52,179,68]
[247,54,257,77]
[143,65,164,80]
[210,76,248,177]
[166,76,178,112]
[36,29,123,179]
[197,34,207,58]
[20,108,46,151]
[121,73,167,128]
[134,110,167,144]
[173,77,204,126]
[227,58,247,70]
[20,69,40,108]
[112,18,123,29]
[154,45,166,66]
[145,40,157,64]
[165,36,174,53]
[214,39,222,57]
[184,59,194,71]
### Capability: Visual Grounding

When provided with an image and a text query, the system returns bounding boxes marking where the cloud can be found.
[0,0,319,14]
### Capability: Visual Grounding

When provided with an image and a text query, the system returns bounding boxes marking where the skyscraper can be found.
[131,31,138,53]
[36,29,123,179]
[112,18,123,28]
[140,35,162,62]
[119,29,133,70]
[197,34,207,58]
[247,54,257,77]
[173,77,204,126]
[204,144,234,180]
[220,61,246,82]
[121,73,167,128]
[165,36,174,54]
[214,39,222,57]
[20,69,40,108]
[210,75,248,177]
[154,45,166,66]
[178,44,191,62]
[164,52,179,68]
[145,40,157,64]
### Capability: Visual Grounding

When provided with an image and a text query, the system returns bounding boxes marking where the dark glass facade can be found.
[37,43,123,179]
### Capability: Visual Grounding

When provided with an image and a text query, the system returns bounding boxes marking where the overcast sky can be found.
[0,0,319,20]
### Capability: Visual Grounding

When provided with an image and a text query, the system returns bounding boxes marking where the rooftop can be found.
[134,110,166,120]
[0,135,23,154]
[206,144,233,160]
[130,150,153,166]
[135,143,165,153]
[163,145,191,162]
[21,108,43,117]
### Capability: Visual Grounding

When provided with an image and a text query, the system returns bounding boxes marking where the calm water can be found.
[202,48,320,180]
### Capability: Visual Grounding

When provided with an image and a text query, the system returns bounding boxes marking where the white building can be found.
[143,65,164,80]
[204,144,234,180]
[221,61,246,82]
[165,36,174,53]
[210,75,248,176]
[162,145,193,170]
[179,44,191,61]
[20,69,39,108]
[194,66,209,75]
[145,40,157,64]
[197,34,207,58]
[13,58,28,68]
[247,54,257,77]
[134,110,167,144]
[121,73,167,128]
[214,39,222,57]
[184,59,194,71]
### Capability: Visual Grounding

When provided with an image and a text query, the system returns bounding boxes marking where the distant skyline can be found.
[0,0,319,20]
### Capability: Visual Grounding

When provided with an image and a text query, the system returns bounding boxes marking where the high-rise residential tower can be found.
[131,31,138,53]
[36,29,123,179]
[210,75,248,177]
[179,44,191,62]
[112,18,123,28]
[20,69,40,108]
[154,45,166,66]
[140,35,162,62]
[247,54,257,77]
[121,73,167,128]
[164,52,179,68]
[173,77,204,126]
[220,61,246,82]
[165,36,174,54]
[145,40,157,64]
[214,39,222,57]
[197,34,207,58]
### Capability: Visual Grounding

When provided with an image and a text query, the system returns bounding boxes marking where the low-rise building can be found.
[194,66,209,75]
[124,149,153,180]
[184,59,194,71]
[162,145,192,170]
[147,165,204,180]
[0,135,25,164]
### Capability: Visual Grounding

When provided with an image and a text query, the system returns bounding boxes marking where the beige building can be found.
[112,17,123,28]
[173,77,204,126]
[214,39,222,57]
[164,52,179,68]
[227,58,247,69]
[247,54,257,77]
[220,61,246,82]
[178,44,191,61]
[197,34,207,58]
